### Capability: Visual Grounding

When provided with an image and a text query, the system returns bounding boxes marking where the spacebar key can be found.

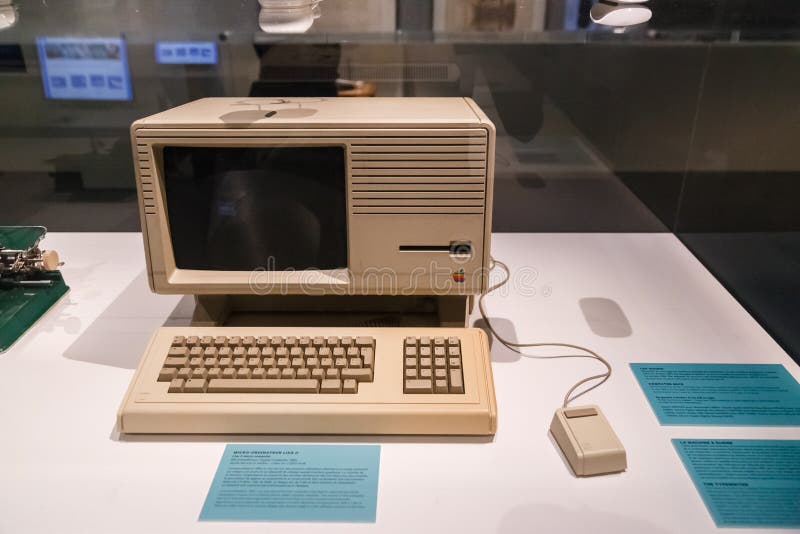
[207,379,319,393]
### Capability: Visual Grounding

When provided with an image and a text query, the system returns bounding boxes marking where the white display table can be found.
[1,232,797,533]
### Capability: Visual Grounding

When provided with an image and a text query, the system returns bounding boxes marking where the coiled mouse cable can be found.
[478,257,612,408]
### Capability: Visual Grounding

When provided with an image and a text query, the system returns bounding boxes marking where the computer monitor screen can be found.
[163,146,348,272]
[155,41,218,64]
[36,36,132,101]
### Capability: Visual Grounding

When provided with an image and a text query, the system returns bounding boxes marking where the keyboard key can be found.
[276,347,288,358]
[233,347,246,357]
[177,367,192,380]
[342,368,373,382]
[318,347,331,358]
[189,357,203,368]
[434,337,445,346]
[257,336,270,347]
[449,369,464,393]
[168,378,184,393]
[320,358,333,368]
[261,347,275,358]
[361,348,374,368]
[306,358,320,369]
[164,356,188,368]
[434,379,448,393]
[448,336,460,346]
[214,336,227,347]
[355,336,374,348]
[313,336,325,348]
[207,368,222,380]
[326,368,340,379]
[405,346,417,357]
[448,357,461,368]
[405,357,417,368]
[192,368,208,379]
[347,347,359,358]
[419,358,432,368]
[171,336,186,347]
[189,346,203,357]
[281,368,296,379]
[290,347,303,358]
[435,368,447,379]
[343,379,357,393]
[340,336,353,347]
[270,336,284,346]
[320,379,341,393]
[186,336,199,346]
[332,347,345,357]
[296,368,311,379]
[158,368,177,382]
[405,379,432,393]
[218,357,232,368]
[229,336,242,347]
[233,357,246,369]
[222,368,236,379]
[326,336,339,347]
[404,336,416,347]
[419,368,432,379]
[448,346,461,357]
[242,336,256,347]
[185,378,207,393]
[247,348,260,358]
[349,357,362,368]
[334,358,347,369]
[277,357,290,368]
[200,336,213,347]
[168,347,189,358]
[434,357,446,368]
[248,357,261,368]
[405,368,417,378]
[208,379,320,393]
[218,347,232,358]
[251,368,267,379]
[419,336,430,346]
[266,368,280,379]
[311,368,324,380]
[204,357,218,368]
[420,347,431,357]
[237,368,251,379]
[291,358,304,369]
[285,336,298,347]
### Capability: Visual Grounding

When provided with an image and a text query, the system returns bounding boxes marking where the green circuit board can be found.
[0,227,69,353]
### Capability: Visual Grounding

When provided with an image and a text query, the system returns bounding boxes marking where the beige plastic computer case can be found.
[132,97,495,326]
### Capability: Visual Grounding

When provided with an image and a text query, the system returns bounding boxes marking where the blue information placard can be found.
[155,41,217,65]
[200,444,380,523]
[36,36,132,101]
[674,439,800,528]
[631,363,800,426]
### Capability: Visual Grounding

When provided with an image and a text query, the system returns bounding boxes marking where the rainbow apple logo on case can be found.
[452,269,465,283]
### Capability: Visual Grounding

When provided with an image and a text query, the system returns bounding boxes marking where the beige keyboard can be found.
[117,327,497,435]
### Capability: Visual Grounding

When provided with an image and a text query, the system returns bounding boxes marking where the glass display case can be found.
[0,0,797,363]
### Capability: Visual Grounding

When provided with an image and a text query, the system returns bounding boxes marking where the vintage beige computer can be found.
[117,97,497,435]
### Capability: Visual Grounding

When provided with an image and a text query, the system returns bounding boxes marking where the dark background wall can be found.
[0,0,797,362]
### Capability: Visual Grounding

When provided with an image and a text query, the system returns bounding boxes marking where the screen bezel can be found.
[145,137,352,294]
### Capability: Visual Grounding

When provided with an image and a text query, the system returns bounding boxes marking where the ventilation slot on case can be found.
[351,136,487,215]
[137,143,157,215]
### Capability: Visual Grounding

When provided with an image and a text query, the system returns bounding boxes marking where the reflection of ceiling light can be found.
[0,1,18,32]
[258,0,323,34]
[591,1,652,27]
